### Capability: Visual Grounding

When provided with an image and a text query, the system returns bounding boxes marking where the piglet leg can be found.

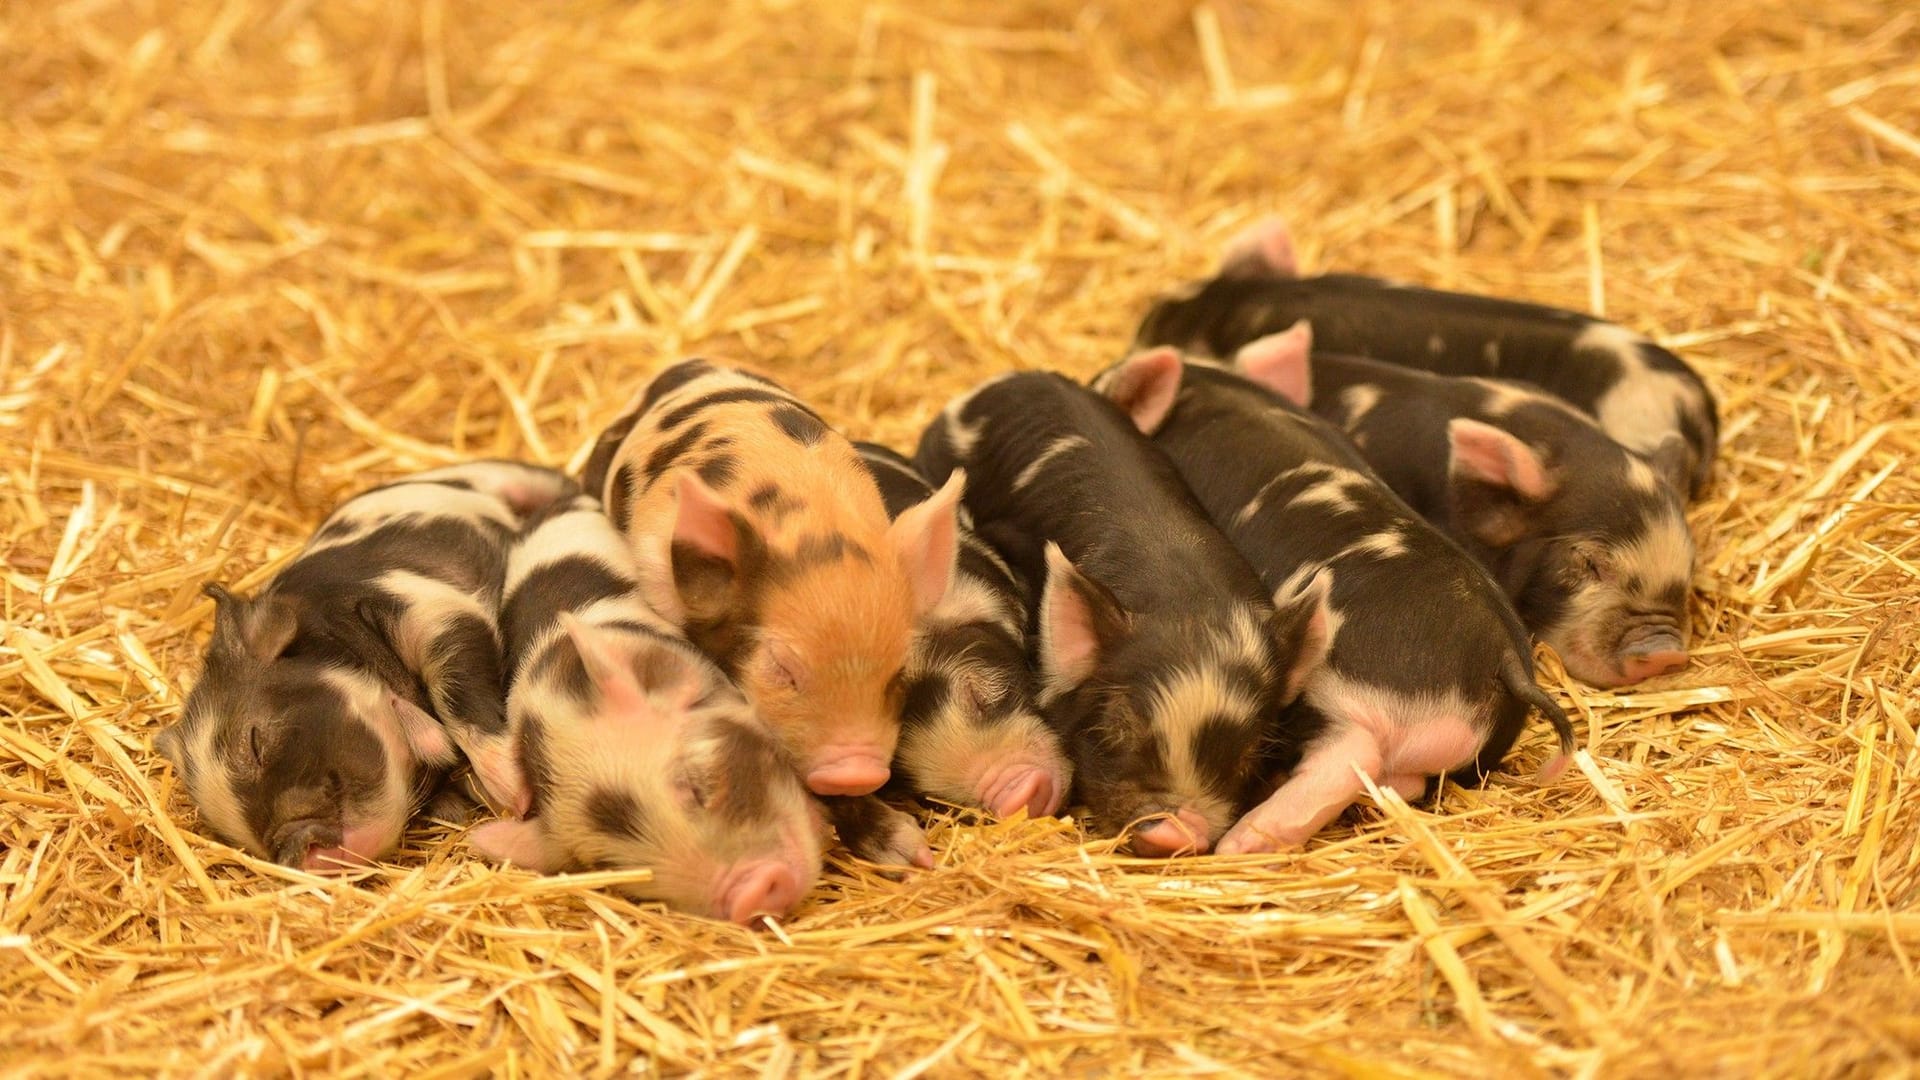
[1216,725,1382,855]
[820,796,935,869]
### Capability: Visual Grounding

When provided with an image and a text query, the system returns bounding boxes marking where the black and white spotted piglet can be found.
[1092,351,1575,853]
[1225,324,1696,690]
[854,442,1070,819]
[155,461,573,870]
[469,495,928,924]
[1138,216,1719,496]
[917,373,1329,857]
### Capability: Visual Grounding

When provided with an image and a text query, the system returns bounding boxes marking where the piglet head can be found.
[160,584,448,871]
[1034,544,1273,856]
[474,620,826,925]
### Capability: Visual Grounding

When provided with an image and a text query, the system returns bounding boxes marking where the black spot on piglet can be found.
[770,405,828,446]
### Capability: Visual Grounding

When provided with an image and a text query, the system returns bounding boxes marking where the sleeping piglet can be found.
[1225,322,1695,689]
[471,493,926,924]
[1091,350,1574,852]
[854,442,1070,819]
[916,372,1329,856]
[155,461,574,870]
[581,360,963,798]
[1139,216,1718,497]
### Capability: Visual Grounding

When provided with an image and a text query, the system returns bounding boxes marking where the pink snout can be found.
[805,754,891,797]
[1130,808,1213,857]
[979,763,1063,819]
[301,846,371,873]
[1618,632,1688,684]
[719,862,803,926]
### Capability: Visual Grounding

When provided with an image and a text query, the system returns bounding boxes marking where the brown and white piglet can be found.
[1227,322,1695,689]
[1094,349,1575,853]
[917,372,1330,857]
[583,360,963,798]
[155,461,574,870]
[471,493,838,924]
[854,442,1070,819]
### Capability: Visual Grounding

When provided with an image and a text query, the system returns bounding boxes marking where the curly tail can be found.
[1502,654,1576,782]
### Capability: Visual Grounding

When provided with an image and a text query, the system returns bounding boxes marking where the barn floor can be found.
[3,0,1918,1074]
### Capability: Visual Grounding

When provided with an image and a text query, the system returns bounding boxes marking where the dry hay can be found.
[2,0,1918,1074]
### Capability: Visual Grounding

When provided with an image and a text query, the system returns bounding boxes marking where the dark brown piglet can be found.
[1227,323,1695,689]
[1093,349,1574,852]
[917,372,1330,857]
[1138,216,1718,497]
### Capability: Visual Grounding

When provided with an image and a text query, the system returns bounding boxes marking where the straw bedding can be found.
[3,0,1917,1074]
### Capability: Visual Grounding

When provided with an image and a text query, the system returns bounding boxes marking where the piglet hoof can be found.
[1128,809,1213,857]
[850,810,934,871]
[980,764,1063,820]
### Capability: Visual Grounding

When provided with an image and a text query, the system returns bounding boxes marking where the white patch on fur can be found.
[503,508,640,596]
[1289,476,1360,514]
[1576,323,1699,460]
[1300,668,1488,776]
[1335,530,1410,560]
[925,573,1016,635]
[179,709,257,856]
[1619,510,1696,596]
[308,484,517,555]
[409,461,570,511]
[1338,385,1383,428]
[1014,435,1091,492]
[379,570,497,671]
[1147,661,1259,830]
[321,667,415,855]
[937,376,1013,463]
[895,695,1061,811]
[1483,340,1501,369]
[1624,455,1662,494]
[1428,334,1446,356]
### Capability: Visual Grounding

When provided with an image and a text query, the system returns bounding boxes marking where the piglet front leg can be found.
[1216,725,1416,854]
[820,796,935,869]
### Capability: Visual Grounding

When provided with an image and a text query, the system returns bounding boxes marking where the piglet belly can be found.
[1309,678,1486,778]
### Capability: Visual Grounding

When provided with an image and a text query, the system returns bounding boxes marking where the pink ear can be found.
[1447,419,1557,501]
[1272,569,1334,702]
[889,469,964,617]
[387,693,460,767]
[559,613,646,715]
[1232,321,1314,407]
[1038,543,1123,691]
[469,819,563,873]
[1219,215,1298,279]
[673,472,739,566]
[1101,348,1184,435]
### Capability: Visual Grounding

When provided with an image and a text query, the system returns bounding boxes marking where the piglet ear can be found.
[153,724,187,771]
[1646,434,1690,494]
[1036,543,1129,697]
[387,693,461,768]
[1218,215,1298,279]
[1270,567,1334,703]
[1099,348,1184,436]
[204,583,299,662]
[559,613,645,714]
[888,469,964,617]
[672,472,739,566]
[1232,321,1314,407]
[469,819,565,874]
[1447,419,1557,501]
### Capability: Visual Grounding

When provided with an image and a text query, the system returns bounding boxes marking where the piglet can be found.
[471,493,928,924]
[582,360,963,798]
[917,372,1329,857]
[853,442,1070,819]
[155,461,574,870]
[1225,322,1695,689]
[1092,350,1575,852]
[1138,216,1718,496]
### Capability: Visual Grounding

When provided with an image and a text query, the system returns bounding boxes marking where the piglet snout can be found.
[1619,631,1688,684]
[720,862,804,926]
[805,753,891,797]
[1130,808,1213,857]
[978,762,1063,819]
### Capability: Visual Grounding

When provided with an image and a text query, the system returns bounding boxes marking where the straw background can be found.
[4,0,1918,1074]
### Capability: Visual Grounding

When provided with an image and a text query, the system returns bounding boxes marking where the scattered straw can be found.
[3,0,1918,1074]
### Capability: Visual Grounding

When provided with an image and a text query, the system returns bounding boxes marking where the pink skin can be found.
[300,821,398,873]
[717,860,804,925]
[1219,711,1483,855]
[1219,215,1299,278]
[1130,808,1214,857]
[466,744,533,818]
[1231,321,1316,410]
[1620,649,1687,682]
[976,760,1064,818]
[805,752,892,797]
